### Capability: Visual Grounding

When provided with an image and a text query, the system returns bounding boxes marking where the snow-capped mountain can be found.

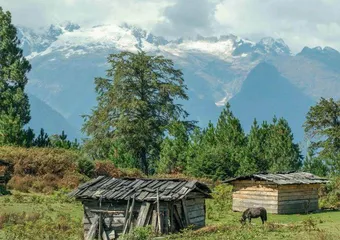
[20,23,340,142]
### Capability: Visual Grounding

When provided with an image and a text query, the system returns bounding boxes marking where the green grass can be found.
[0,192,340,240]
[0,191,83,240]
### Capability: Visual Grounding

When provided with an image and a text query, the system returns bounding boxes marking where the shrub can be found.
[206,183,233,220]
[121,226,153,240]
[77,156,95,177]
[0,185,10,195]
[0,147,85,192]
[319,176,340,209]
[93,160,122,177]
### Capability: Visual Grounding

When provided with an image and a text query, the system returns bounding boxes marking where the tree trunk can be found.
[140,149,148,174]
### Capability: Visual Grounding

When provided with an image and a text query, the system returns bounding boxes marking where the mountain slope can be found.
[229,62,315,140]
[17,23,340,142]
[28,94,80,140]
[21,24,289,130]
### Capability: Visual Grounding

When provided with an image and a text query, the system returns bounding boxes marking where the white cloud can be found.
[214,0,340,52]
[2,0,340,52]
[0,0,170,29]
[153,0,220,38]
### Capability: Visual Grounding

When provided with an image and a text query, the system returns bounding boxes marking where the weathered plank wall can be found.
[82,200,171,238]
[231,180,279,213]
[83,200,136,239]
[185,192,206,228]
[277,184,320,214]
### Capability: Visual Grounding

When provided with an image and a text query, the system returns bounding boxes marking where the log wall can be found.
[231,180,279,213]
[277,184,320,214]
[231,181,322,214]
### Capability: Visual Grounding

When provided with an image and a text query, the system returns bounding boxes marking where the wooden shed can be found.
[69,176,212,239]
[224,172,328,214]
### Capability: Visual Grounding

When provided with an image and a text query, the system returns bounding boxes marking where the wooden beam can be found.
[86,215,99,240]
[90,210,126,214]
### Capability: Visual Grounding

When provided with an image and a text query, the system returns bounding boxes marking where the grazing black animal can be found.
[240,207,267,224]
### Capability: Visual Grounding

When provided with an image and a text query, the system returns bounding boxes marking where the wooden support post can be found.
[169,203,174,232]
[151,209,158,233]
[98,213,103,240]
[123,196,135,235]
[123,198,130,226]
[173,206,184,229]
[181,199,189,227]
[164,204,169,234]
[86,215,99,240]
[157,189,161,234]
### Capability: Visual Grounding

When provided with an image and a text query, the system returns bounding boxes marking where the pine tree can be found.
[215,103,245,177]
[186,122,225,180]
[34,128,51,147]
[0,8,31,145]
[187,104,246,180]
[266,117,302,173]
[82,51,190,174]
[241,119,267,175]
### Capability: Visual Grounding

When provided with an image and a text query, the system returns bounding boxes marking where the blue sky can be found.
[1,0,340,52]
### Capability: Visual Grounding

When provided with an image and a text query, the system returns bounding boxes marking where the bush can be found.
[94,160,122,177]
[206,184,233,220]
[77,156,95,177]
[0,147,85,192]
[0,185,10,195]
[319,176,340,209]
[121,226,153,240]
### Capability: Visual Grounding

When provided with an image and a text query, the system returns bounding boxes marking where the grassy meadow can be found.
[0,190,340,240]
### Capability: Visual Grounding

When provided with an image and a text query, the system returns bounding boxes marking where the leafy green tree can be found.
[0,8,31,145]
[158,121,190,174]
[108,141,137,169]
[82,51,190,174]
[266,117,302,172]
[304,97,340,173]
[303,143,328,176]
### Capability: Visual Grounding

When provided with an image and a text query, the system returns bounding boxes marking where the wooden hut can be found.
[223,172,328,214]
[69,176,212,239]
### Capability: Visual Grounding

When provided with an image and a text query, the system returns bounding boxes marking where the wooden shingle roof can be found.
[223,172,329,185]
[69,176,212,201]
